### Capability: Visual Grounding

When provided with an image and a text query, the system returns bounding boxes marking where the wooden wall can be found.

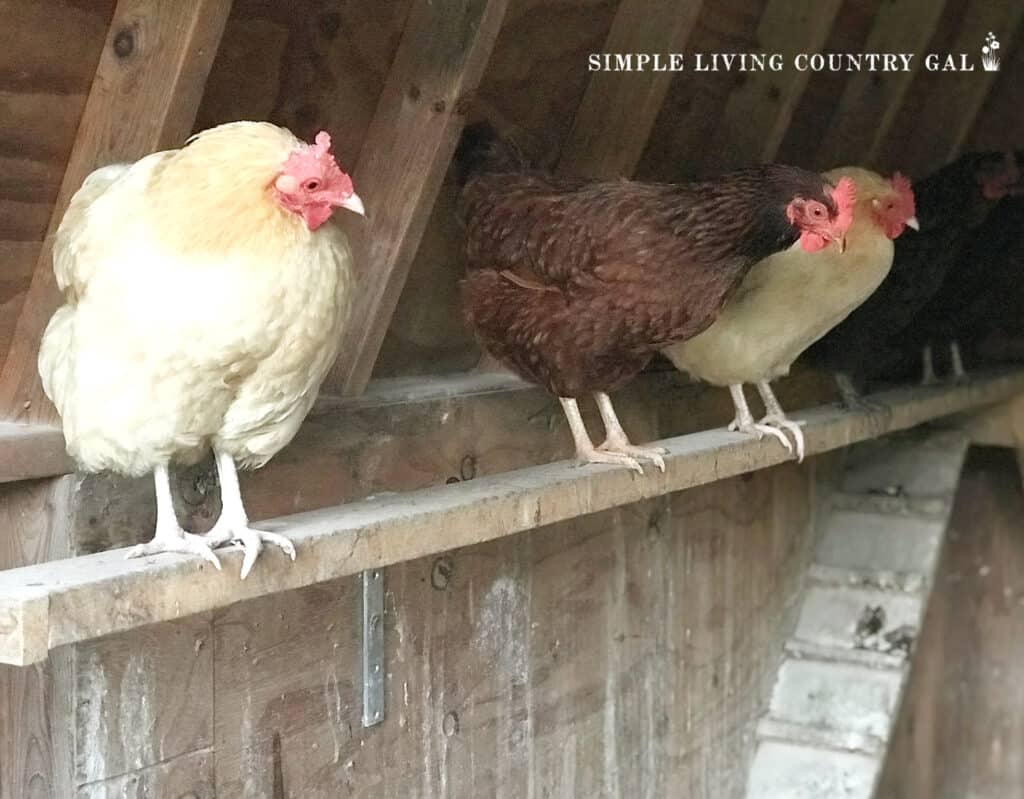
[2,0,1022,379]
[877,446,1024,798]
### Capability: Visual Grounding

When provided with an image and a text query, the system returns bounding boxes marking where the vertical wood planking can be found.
[701,0,843,174]
[814,0,948,168]
[0,0,233,424]
[557,0,704,179]
[322,0,510,397]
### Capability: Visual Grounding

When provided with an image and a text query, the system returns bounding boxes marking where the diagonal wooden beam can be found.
[322,0,510,397]
[701,0,843,174]
[0,0,233,424]
[556,0,705,179]
[887,2,1024,176]
[814,0,948,169]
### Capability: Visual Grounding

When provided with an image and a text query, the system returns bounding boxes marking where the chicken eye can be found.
[304,179,321,191]
[811,206,824,217]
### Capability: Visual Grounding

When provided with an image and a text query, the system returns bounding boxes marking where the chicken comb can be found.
[890,171,916,217]
[831,176,857,235]
[281,130,354,198]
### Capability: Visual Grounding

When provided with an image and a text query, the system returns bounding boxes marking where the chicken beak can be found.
[905,215,920,231]
[835,235,847,254]
[339,192,366,217]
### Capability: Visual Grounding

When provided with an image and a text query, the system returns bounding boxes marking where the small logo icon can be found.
[982,32,1001,71]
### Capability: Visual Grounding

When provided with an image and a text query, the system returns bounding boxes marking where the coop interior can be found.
[2,0,1024,797]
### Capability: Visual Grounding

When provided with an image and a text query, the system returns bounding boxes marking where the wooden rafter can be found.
[322,0,510,397]
[814,0,948,168]
[557,0,704,179]
[701,0,843,174]
[0,0,233,424]
[887,2,1024,176]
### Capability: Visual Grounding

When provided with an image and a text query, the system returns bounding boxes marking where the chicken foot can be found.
[756,381,806,462]
[834,372,885,413]
[594,392,666,472]
[203,450,297,579]
[727,384,795,457]
[559,397,646,474]
[950,341,967,382]
[125,464,223,569]
[920,344,938,386]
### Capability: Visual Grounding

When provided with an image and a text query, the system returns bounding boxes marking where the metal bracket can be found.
[361,568,385,727]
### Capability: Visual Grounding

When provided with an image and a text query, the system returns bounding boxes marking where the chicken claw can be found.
[598,441,667,472]
[204,524,296,580]
[575,447,645,475]
[125,530,222,571]
[760,414,806,462]
[728,417,794,455]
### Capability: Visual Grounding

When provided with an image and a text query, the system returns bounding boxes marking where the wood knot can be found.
[408,84,421,101]
[112,28,135,59]
[432,99,446,113]
[442,710,460,736]
[431,556,454,590]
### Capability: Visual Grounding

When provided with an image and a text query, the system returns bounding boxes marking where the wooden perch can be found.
[323,0,510,397]
[2,368,1023,667]
[557,0,704,179]
[702,0,843,173]
[0,0,232,424]
[0,423,72,483]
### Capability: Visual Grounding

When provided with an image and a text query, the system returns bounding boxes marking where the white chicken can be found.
[38,121,365,578]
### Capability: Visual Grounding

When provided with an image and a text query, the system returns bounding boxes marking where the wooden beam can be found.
[2,368,1024,666]
[0,423,72,483]
[322,0,510,397]
[814,0,948,168]
[556,0,704,179]
[0,0,233,424]
[701,0,843,174]
[887,3,1024,176]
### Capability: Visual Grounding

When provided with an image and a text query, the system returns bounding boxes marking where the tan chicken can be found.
[38,121,365,578]
[662,167,916,461]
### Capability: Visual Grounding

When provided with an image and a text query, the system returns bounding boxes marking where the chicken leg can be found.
[559,397,645,474]
[834,372,885,413]
[756,381,806,462]
[920,344,938,386]
[950,341,967,382]
[125,464,222,569]
[203,450,297,579]
[594,392,666,472]
[727,384,794,457]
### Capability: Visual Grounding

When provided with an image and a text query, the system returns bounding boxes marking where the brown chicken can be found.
[457,125,854,473]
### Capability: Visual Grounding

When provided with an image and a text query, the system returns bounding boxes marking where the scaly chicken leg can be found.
[727,384,794,457]
[559,397,646,474]
[756,381,806,462]
[204,450,297,579]
[920,344,938,385]
[594,392,666,472]
[950,341,967,382]
[125,464,222,569]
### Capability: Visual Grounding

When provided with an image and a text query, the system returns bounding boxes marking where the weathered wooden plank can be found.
[2,368,1023,666]
[701,0,843,173]
[0,422,73,483]
[76,748,215,799]
[0,0,233,423]
[557,0,704,179]
[877,447,1024,796]
[813,0,947,168]
[322,0,510,396]
[212,461,813,797]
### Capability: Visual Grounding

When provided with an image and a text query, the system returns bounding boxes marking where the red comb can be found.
[831,176,856,234]
[890,171,916,217]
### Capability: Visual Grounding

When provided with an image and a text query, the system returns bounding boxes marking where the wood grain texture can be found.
[813,0,947,168]
[322,0,511,396]
[75,748,214,799]
[701,0,843,174]
[0,0,233,423]
[557,0,704,179]
[877,447,1024,797]
[212,462,814,797]
[2,368,1021,665]
[635,0,767,181]
[0,423,73,483]
[0,0,113,365]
